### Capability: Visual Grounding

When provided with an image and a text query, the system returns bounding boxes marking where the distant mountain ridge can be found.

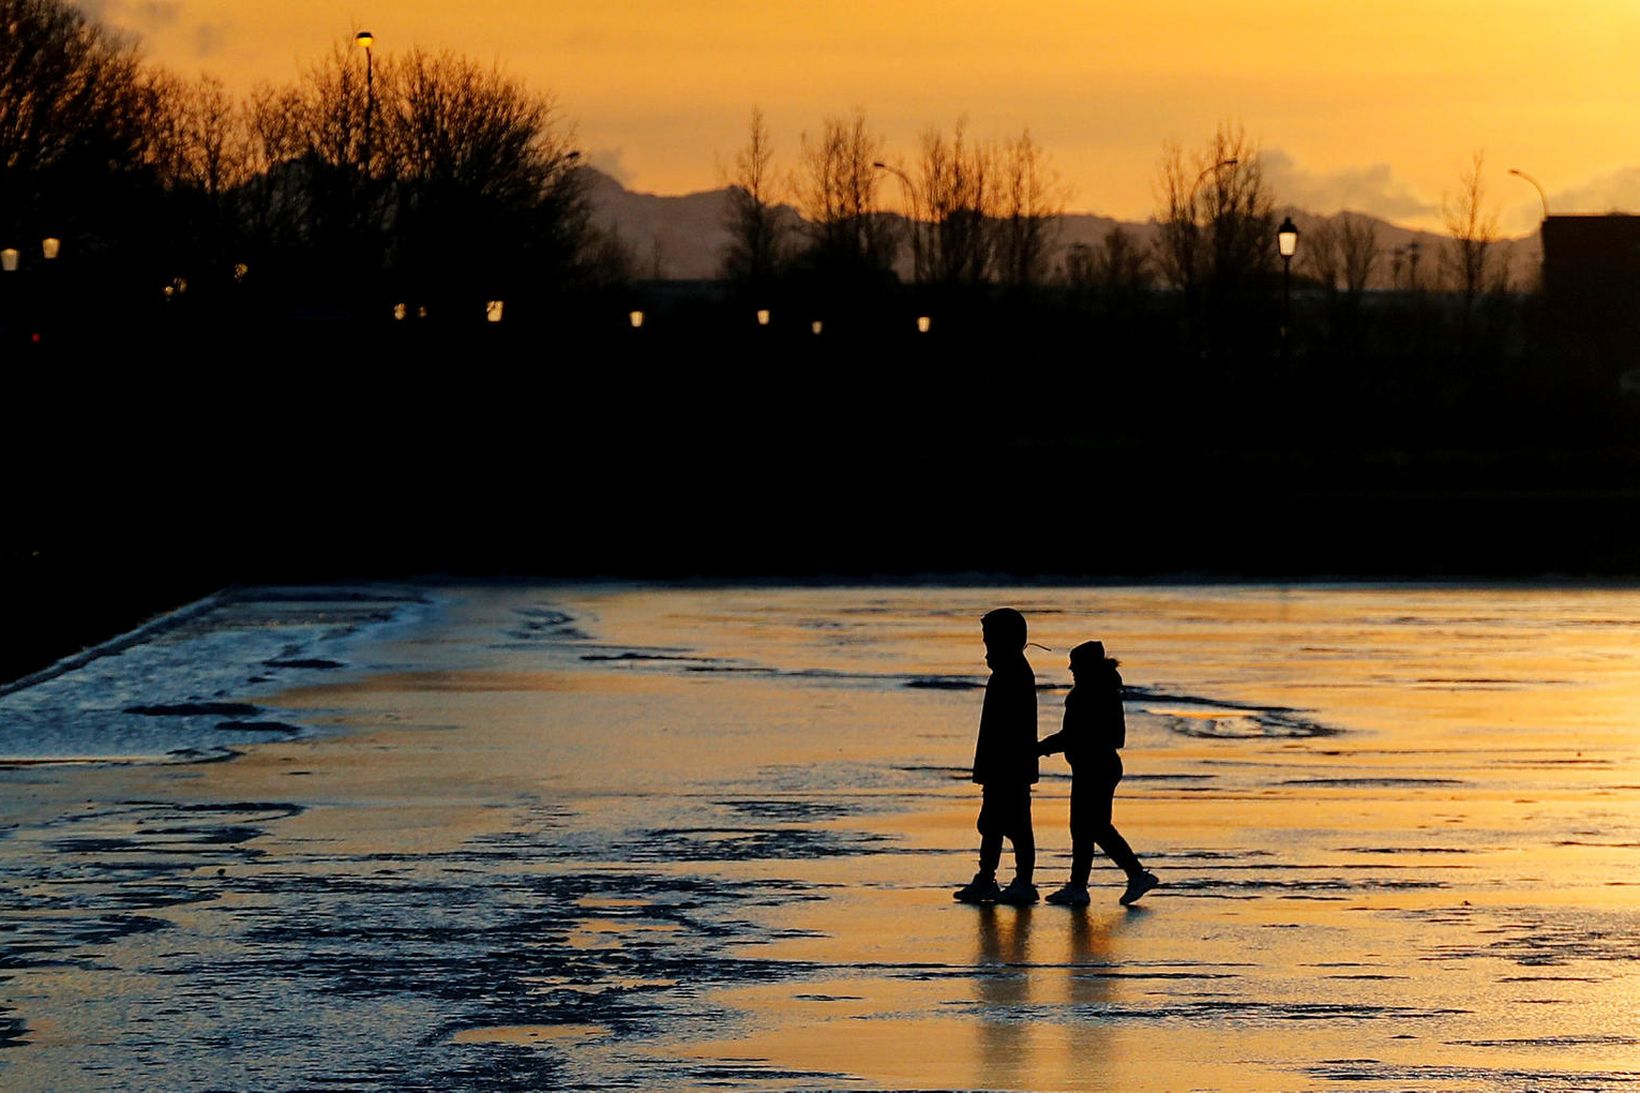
[580,167,1541,289]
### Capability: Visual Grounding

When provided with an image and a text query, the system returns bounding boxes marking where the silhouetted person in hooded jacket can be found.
[954,608,1040,905]
[1038,640,1158,906]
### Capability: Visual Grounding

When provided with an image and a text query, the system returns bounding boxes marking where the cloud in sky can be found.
[585,147,635,186]
[1261,149,1437,224]
[73,1,222,57]
[193,21,224,58]
[1548,167,1640,218]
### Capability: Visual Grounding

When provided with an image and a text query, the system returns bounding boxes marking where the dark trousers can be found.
[1070,755,1142,885]
[976,783,1034,881]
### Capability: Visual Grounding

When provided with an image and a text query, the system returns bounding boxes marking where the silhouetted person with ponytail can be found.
[954,608,1040,905]
[1039,641,1158,906]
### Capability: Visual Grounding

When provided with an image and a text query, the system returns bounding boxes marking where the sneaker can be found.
[953,872,1002,903]
[1044,882,1090,907]
[1119,871,1159,906]
[994,877,1040,905]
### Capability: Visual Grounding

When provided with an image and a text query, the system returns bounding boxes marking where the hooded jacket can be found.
[1039,661,1125,769]
[971,652,1039,785]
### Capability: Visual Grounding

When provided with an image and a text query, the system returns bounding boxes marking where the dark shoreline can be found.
[10,325,1639,686]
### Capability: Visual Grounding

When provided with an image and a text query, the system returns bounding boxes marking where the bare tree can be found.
[720,107,786,286]
[239,82,309,248]
[1441,151,1504,311]
[1302,212,1379,300]
[147,74,252,199]
[992,128,1063,288]
[380,48,588,300]
[793,108,898,280]
[1337,213,1380,297]
[1065,225,1150,309]
[0,0,154,249]
[143,73,258,272]
[1300,217,1342,295]
[915,119,994,288]
[1152,122,1273,297]
[1096,225,1150,296]
[294,39,373,174]
[1153,140,1201,292]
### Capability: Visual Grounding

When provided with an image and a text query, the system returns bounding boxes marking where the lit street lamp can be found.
[41,237,60,260]
[1277,215,1299,353]
[1,248,17,273]
[628,310,644,329]
[355,31,375,167]
[756,308,770,326]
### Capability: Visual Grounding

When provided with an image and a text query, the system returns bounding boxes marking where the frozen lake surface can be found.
[2,584,1639,1088]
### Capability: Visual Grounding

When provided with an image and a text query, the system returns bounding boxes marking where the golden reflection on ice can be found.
[5,584,1640,1088]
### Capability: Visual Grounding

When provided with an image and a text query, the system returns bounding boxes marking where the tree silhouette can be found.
[1441,151,1508,313]
[1153,122,1275,356]
[914,119,995,289]
[993,128,1063,289]
[1304,212,1380,300]
[0,0,155,256]
[720,107,788,289]
[381,48,587,313]
[793,109,899,287]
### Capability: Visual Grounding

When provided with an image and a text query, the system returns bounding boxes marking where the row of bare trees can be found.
[2,0,616,314]
[721,111,1516,320]
[721,108,1065,293]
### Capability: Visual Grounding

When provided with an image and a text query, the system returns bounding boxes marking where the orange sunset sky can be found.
[80,0,1640,233]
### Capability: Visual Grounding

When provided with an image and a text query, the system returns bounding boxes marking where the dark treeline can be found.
[0,0,622,343]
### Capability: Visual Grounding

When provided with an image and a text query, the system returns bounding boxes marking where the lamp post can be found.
[41,237,60,260]
[1277,215,1299,356]
[1508,169,1548,288]
[1185,158,1237,290]
[872,161,921,284]
[355,31,375,168]
[1,248,17,273]
[1190,158,1239,208]
[1508,168,1550,222]
[1407,239,1421,292]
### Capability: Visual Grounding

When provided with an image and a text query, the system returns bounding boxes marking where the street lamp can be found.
[628,310,644,329]
[1189,158,1239,209]
[756,308,770,326]
[1508,167,1550,222]
[1407,239,1422,291]
[1,249,17,273]
[811,320,822,335]
[41,237,60,260]
[916,315,932,334]
[1277,215,1299,352]
[1183,158,1238,288]
[355,31,375,168]
[873,161,921,283]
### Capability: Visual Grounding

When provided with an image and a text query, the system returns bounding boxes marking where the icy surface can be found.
[1,584,1639,1089]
